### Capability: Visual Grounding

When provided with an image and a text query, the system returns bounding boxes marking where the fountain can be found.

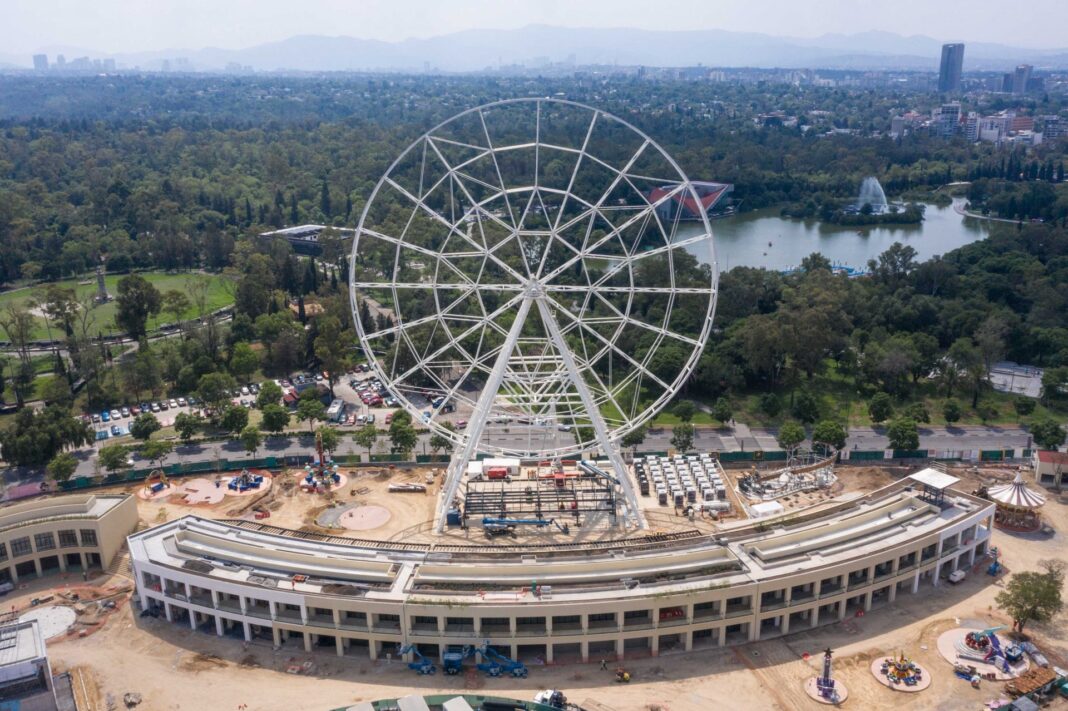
[855,176,889,214]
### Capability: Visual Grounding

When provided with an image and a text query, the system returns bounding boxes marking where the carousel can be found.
[986,472,1046,532]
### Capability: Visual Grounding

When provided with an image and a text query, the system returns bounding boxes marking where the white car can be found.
[947,569,966,584]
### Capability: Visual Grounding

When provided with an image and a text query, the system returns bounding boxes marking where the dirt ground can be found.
[10,462,1068,710]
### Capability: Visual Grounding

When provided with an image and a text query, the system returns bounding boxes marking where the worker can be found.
[600,659,608,670]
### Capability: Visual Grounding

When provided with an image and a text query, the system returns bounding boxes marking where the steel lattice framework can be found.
[349,99,718,530]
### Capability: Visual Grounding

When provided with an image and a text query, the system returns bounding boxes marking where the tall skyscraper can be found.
[1012,64,1033,95]
[938,43,965,93]
[32,54,48,72]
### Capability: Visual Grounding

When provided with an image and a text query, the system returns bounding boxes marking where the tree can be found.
[354,422,378,459]
[313,315,350,397]
[1030,417,1066,450]
[220,405,249,434]
[904,402,930,424]
[389,418,418,457]
[256,381,283,409]
[759,393,782,418]
[428,423,455,456]
[129,412,161,441]
[318,426,341,456]
[114,274,163,339]
[161,289,191,331]
[886,418,920,450]
[711,398,733,426]
[0,405,93,466]
[173,411,203,443]
[791,390,820,423]
[46,451,79,483]
[197,372,237,417]
[229,342,259,383]
[868,392,893,424]
[260,404,290,434]
[621,425,647,453]
[140,439,174,469]
[811,420,847,450]
[673,400,697,422]
[239,425,262,457]
[995,560,1065,632]
[978,404,998,424]
[671,423,695,453]
[296,395,326,431]
[943,399,962,425]
[948,338,985,408]
[98,444,131,472]
[776,421,805,454]
[1013,397,1036,420]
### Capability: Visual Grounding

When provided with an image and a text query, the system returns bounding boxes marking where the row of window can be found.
[0,528,97,562]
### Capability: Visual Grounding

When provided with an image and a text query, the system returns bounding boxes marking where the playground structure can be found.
[805,647,849,704]
[738,449,838,502]
[880,652,925,687]
[137,470,173,500]
[956,628,1025,674]
[301,431,342,493]
[228,469,264,493]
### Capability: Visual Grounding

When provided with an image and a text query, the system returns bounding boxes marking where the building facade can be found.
[1034,450,1068,487]
[0,494,138,586]
[938,44,965,93]
[129,480,995,664]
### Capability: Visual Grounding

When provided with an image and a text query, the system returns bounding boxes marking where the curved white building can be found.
[128,477,995,664]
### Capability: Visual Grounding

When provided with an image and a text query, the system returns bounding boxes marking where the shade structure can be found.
[988,473,1046,510]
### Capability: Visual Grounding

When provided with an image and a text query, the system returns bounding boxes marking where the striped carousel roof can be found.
[988,472,1047,510]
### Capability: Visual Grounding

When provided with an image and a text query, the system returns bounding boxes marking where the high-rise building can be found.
[932,102,961,138]
[1012,64,1033,95]
[32,54,48,71]
[964,112,981,142]
[938,43,965,93]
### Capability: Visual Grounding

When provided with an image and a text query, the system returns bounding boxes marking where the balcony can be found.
[550,623,584,636]
[245,607,272,621]
[275,611,304,625]
[306,614,336,630]
[724,606,752,619]
[514,625,548,637]
[587,619,618,632]
[338,620,369,633]
[693,609,721,622]
[760,598,787,612]
[373,621,402,634]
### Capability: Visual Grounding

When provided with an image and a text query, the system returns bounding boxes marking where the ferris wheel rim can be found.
[349,98,718,455]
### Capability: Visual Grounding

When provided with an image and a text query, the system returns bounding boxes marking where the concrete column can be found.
[473,617,482,636]
[891,557,900,574]
[58,555,67,573]
[8,565,18,584]
[933,561,942,587]
[333,609,342,628]
[369,641,378,661]
[243,622,252,642]
[684,631,693,652]
[968,546,977,565]
[210,590,219,608]
[239,596,248,615]
[580,640,589,663]
[32,558,42,577]
[545,617,553,636]
[912,571,920,594]
[272,627,281,647]
[718,627,726,647]
[614,637,624,660]
[164,601,173,622]
[748,620,759,642]
[300,606,308,626]
[814,579,822,597]
[863,591,873,612]
[837,602,847,622]
[268,600,277,620]
[336,637,345,657]
[546,645,554,664]
[581,616,589,633]
[188,609,197,630]
[650,635,659,656]
[889,584,898,603]
[811,606,820,628]
[303,632,312,652]
[781,614,790,635]
[215,616,224,636]
[79,553,88,570]
[184,582,192,599]
[509,617,517,637]
[867,565,876,585]
[510,644,518,662]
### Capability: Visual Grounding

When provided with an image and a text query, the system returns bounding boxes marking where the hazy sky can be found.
[5,0,1067,55]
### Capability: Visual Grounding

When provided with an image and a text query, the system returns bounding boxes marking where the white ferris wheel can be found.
[349,99,718,530]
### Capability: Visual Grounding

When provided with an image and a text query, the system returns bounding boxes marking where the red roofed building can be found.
[650,181,733,221]
[1033,450,1068,487]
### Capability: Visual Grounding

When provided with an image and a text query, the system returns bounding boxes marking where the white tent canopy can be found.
[988,472,1046,510]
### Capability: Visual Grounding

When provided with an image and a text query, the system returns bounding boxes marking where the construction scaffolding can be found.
[461,475,617,529]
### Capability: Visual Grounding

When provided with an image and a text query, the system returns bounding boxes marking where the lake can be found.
[684,199,993,273]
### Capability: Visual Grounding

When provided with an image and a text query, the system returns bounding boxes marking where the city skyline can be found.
[4,0,1068,57]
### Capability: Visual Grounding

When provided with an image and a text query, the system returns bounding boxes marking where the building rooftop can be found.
[908,468,960,491]
[0,619,46,673]
[1036,450,1068,465]
[0,494,129,534]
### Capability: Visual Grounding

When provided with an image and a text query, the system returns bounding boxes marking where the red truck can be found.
[486,467,511,481]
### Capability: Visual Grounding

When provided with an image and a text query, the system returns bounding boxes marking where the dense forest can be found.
[1,73,1067,467]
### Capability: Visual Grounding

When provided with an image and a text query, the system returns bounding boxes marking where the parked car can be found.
[121,406,130,418]
[110,425,121,436]
[168,399,178,409]
[186,396,198,406]
[366,414,376,424]
[159,401,169,411]
[150,402,161,412]
[91,413,101,423]
[456,420,467,429]
[101,410,110,422]
[385,413,394,425]
[110,409,121,420]
[130,405,140,416]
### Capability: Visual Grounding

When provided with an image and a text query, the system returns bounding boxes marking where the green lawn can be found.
[0,271,233,341]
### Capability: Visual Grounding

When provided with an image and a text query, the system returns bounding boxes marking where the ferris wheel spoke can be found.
[424,138,519,239]
[546,299,673,392]
[477,108,520,230]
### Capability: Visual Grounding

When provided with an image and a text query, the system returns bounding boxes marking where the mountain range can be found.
[5,25,1068,73]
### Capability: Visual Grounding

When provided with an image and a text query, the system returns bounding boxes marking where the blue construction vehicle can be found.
[481,517,570,535]
[442,645,475,675]
[476,640,528,678]
[396,644,436,675]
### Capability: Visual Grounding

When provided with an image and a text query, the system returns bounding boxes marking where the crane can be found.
[396,644,436,675]
[476,640,528,678]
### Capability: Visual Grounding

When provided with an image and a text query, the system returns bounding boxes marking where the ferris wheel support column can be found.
[535,298,646,530]
[435,296,534,533]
